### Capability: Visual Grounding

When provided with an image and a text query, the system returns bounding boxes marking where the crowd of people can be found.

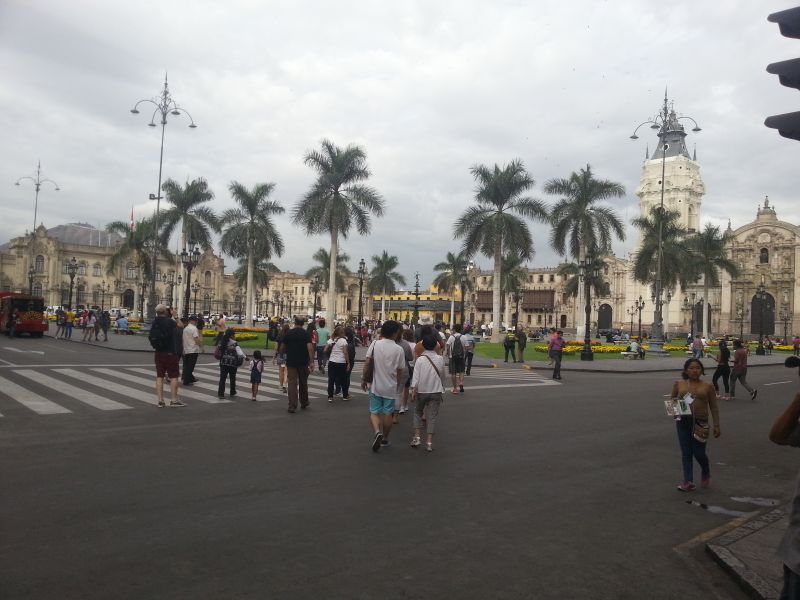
[51,308,113,341]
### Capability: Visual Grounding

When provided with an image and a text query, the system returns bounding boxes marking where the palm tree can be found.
[546,164,625,340]
[454,160,549,342]
[232,257,279,289]
[556,254,611,298]
[220,181,285,325]
[293,139,385,321]
[686,224,740,339]
[433,251,471,328]
[304,247,352,300]
[368,251,406,322]
[631,206,695,292]
[500,253,528,327]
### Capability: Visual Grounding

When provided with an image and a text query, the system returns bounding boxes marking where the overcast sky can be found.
[1,1,798,288]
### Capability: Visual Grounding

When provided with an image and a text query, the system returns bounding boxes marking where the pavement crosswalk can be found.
[0,363,558,417]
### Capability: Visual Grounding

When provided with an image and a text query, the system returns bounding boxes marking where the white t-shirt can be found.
[182,323,202,354]
[365,338,406,399]
[327,337,348,364]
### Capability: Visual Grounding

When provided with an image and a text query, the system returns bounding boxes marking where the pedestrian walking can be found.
[344,326,358,400]
[316,318,330,374]
[82,310,97,342]
[445,323,466,394]
[516,326,527,363]
[392,327,411,421]
[730,339,758,401]
[399,328,416,414]
[362,320,406,452]
[548,329,566,380]
[273,323,290,393]
[670,358,720,492]
[691,335,704,359]
[793,335,800,357]
[65,308,74,339]
[410,332,446,452]
[54,308,65,339]
[325,325,350,402]
[249,350,264,401]
[768,355,800,600]
[766,335,774,355]
[216,329,245,399]
[503,328,517,363]
[93,310,102,341]
[150,304,185,408]
[181,314,202,385]
[100,311,110,341]
[462,325,475,376]
[213,313,227,345]
[279,316,315,412]
[711,338,731,400]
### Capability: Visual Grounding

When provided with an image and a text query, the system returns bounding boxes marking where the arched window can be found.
[93,263,102,277]
[92,291,99,305]
[32,282,42,296]
[35,255,44,273]
[78,263,86,275]
[760,248,769,264]
[76,285,86,305]
[205,271,211,286]
[126,263,136,279]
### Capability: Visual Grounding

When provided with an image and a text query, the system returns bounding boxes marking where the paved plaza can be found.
[0,334,797,599]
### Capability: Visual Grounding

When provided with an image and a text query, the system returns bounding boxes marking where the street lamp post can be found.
[137,280,148,320]
[191,281,200,315]
[100,280,109,312]
[780,309,791,343]
[634,296,645,340]
[357,258,366,328]
[736,304,745,341]
[756,279,767,355]
[66,257,78,310]
[627,305,636,337]
[412,272,421,324]
[683,294,697,340]
[15,161,60,251]
[630,92,702,355]
[180,245,201,319]
[27,266,35,296]
[130,75,197,323]
[579,258,599,361]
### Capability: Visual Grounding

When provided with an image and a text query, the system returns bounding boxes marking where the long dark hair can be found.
[681,357,705,379]
[221,328,236,346]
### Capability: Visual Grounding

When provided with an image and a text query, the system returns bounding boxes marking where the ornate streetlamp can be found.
[130,75,197,322]
[779,308,792,343]
[627,304,636,337]
[683,293,697,339]
[191,281,200,315]
[16,161,59,251]
[66,257,78,310]
[630,92,702,355]
[735,304,745,341]
[412,272,421,324]
[634,296,646,341]
[578,257,600,361]
[180,245,201,318]
[27,265,35,296]
[357,258,366,327]
[100,280,109,312]
[756,278,767,355]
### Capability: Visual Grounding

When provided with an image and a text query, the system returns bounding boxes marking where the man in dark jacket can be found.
[152,304,185,408]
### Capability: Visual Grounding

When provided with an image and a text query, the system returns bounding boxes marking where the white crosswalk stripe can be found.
[130,367,294,401]
[54,369,158,406]
[92,368,230,404]
[0,374,72,415]
[14,370,133,411]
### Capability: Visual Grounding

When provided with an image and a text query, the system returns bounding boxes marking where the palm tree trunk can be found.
[575,244,586,341]
[328,227,338,322]
[703,280,710,340]
[245,241,254,326]
[178,225,186,317]
[492,241,502,343]
[449,294,454,329]
[381,286,386,322]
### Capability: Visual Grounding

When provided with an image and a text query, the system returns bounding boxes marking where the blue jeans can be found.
[676,416,710,483]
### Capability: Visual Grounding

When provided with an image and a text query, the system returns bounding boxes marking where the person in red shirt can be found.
[730,339,757,401]
[548,330,566,380]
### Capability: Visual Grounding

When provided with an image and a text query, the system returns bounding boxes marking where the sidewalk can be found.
[45,327,792,372]
[706,505,790,600]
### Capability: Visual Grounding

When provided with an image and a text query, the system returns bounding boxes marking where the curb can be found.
[705,506,786,600]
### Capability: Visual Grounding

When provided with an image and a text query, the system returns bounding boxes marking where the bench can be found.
[620,352,642,359]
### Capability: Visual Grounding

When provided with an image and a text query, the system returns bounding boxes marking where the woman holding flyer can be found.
[669,358,720,492]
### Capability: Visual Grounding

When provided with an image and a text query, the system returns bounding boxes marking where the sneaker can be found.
[334,391,342,397]
[426,442,433,452]
[251,397,257,402]
[342,395,351,400]
[410,436,421,448]
[157,401,166,408]
[380,439,391,447]
[283,387,288,394]
[676,482,696,492]
[230,392,237,397]
[459,385,464,393]
[169,400,186,407]
[371,431,383,452]
[328,397,334,403]
[700,476,711,488]
[751,390,758,401]
[218,395,225,400]
[287,408,296,413]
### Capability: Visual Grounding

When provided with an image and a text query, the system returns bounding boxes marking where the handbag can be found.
[362,358,374,384]
[692,419,710,443]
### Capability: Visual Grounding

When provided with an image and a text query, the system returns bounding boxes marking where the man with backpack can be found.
[149,304,185,408]
[446,324,466,394]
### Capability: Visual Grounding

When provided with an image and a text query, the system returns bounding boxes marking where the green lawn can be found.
[202,333,272,350]
[475,342,679,361]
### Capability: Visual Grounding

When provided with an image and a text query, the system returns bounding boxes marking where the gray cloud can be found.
[1,0,797,287]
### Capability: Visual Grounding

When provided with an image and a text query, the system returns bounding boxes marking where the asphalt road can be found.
[0,335,797,599]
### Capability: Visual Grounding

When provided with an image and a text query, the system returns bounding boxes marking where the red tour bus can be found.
[0,292,48,337]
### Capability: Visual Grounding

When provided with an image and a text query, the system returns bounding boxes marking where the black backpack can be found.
[148,320,170,351]
[451,334,465,359]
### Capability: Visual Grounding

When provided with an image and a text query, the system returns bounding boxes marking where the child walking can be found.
[250,350,264,401]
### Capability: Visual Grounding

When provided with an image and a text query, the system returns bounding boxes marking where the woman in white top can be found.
[325,325,350,402]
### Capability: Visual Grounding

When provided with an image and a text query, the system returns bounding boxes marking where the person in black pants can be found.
[712,338,731,399]
[549,330,565,380]
[217,329,245,399]
[503,331,517,363]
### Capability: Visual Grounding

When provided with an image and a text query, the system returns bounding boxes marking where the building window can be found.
[156,269,162,281]
[76,285,86,305]
[92,291,99,305]
[528,275,533,282]
[549,274,555,282]
[93,263,102,277]
[126,263,136,279]
[205,271,212,286]
[302,286,305,296]
[527,314,532,324]
[35,255,45,273]
[33,282,42,296]
[78,263,86,276]
[538,275,544,282]
[537,314,542,324]
[760,248,769,264]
